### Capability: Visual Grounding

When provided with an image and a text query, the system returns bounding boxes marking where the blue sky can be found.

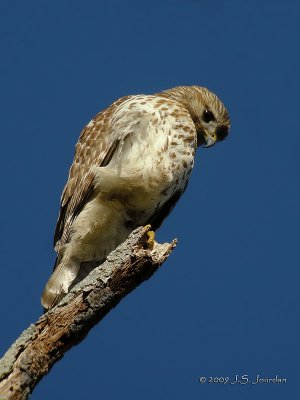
[0,0,299,399]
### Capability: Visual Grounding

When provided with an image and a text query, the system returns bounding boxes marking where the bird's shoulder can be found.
[110,93,192,122]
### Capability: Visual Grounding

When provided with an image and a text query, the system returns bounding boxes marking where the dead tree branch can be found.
[0,226,176,400]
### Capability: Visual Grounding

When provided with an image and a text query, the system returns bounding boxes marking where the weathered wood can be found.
[0,226,176,400]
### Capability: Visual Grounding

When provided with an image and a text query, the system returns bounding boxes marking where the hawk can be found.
[42,86,230,310]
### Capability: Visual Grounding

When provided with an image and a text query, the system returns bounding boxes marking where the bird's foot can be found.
[144,226,155,250]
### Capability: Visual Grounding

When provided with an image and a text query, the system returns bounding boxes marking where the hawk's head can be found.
[162,85,230,148]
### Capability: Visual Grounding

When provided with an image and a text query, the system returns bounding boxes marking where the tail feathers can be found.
[41,257,80,310]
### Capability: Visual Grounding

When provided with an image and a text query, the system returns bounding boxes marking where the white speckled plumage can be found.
[41,86,230,309]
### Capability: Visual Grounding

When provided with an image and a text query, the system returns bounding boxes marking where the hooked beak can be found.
[203,133,217,148]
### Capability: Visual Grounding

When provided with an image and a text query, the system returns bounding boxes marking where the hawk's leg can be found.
[146,230,155,249]
[92,166,145,193]
[143,225,155,249]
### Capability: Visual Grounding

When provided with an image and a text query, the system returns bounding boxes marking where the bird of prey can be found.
[41,85,230,310]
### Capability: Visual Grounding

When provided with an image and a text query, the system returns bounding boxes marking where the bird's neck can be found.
[157,86,200,121]
[158,86,206,147]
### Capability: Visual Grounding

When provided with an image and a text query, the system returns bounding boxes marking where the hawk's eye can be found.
[202,109,215,123]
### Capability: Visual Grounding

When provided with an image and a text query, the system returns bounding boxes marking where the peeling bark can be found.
[0,226,176,400]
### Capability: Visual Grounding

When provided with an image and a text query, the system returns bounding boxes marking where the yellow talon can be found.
[146,230,155,249]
